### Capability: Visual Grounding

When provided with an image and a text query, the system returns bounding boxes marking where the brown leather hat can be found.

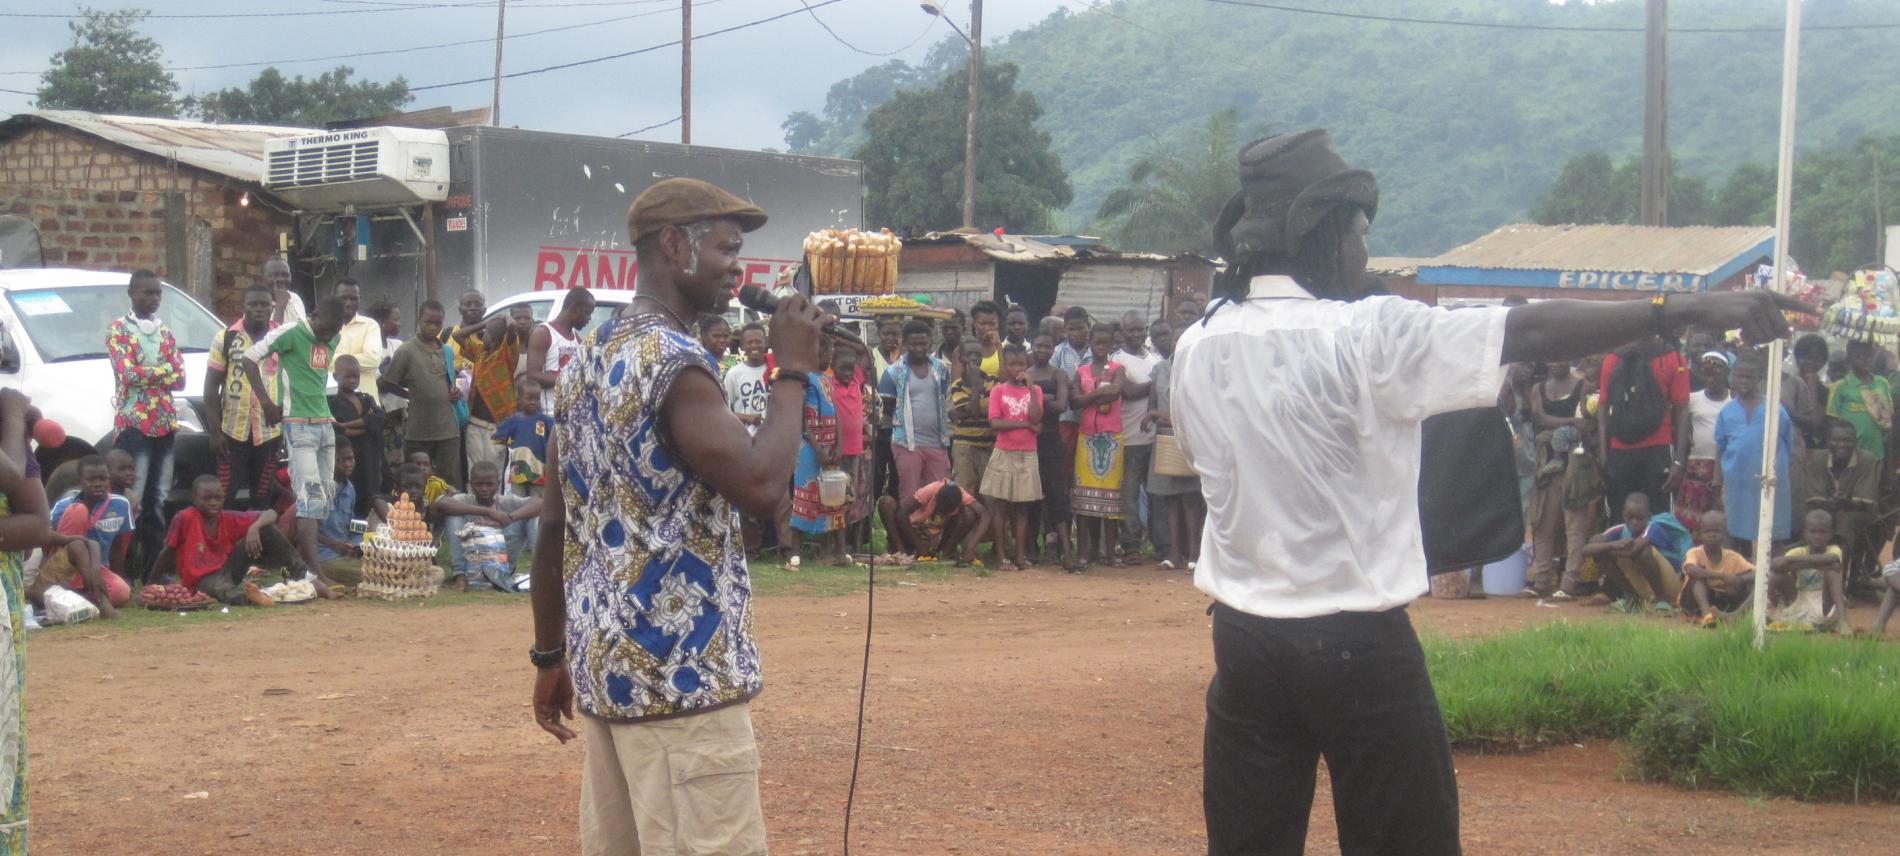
[1217,129,1377,261]
[626,178,768,243]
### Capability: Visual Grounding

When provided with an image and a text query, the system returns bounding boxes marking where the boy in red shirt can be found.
[154,475,311,606]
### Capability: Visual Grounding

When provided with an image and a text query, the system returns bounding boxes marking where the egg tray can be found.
[359,538,441,601]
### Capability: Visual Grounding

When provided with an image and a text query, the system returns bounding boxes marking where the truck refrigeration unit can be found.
[264,124,865,317]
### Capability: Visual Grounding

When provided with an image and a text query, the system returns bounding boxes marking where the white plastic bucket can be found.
[818,468,850,507]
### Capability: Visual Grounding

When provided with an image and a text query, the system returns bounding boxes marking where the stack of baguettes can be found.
[805,228,901,295]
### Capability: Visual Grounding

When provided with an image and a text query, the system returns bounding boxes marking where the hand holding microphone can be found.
[758,289,832,374]
[736,284,862,348]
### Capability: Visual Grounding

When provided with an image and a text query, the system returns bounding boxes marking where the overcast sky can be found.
[0,0,1068,149]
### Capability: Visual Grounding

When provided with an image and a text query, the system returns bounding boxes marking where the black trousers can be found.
[221,437,281,511]
[874,428,896,499]
[1605,443,1672,519]
[1204,603,1460,856]
[195,526,307,605]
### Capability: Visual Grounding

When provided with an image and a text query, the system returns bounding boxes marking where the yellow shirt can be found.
[334,315,386,398]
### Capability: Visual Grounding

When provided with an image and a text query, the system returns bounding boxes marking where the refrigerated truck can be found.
[280,125,864,317]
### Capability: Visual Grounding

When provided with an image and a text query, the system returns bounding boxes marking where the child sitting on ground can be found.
[1577,492,1688,609]
[432,460,542,592]
[1769,508,1849,633]
[1678,509,1754,627]
[875,479,989,565]
[406,450,454,508]
[492,377,552,498]
[153,475,309,606]
[32,454,132,618]
[372,463,433,529]
[105,448,138,516]
[317,443,363,564]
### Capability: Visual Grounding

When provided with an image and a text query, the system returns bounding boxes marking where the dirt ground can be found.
[22,566,1900,855]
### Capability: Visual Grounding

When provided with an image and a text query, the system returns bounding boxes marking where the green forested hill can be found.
[784,0,1900,257]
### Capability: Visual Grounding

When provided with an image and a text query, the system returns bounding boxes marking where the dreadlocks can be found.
[1208,203,1369,322]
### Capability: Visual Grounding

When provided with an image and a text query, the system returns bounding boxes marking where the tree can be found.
[856,62,1072,233]
[1529,152,1712,227]
[783,36,969,157]
[36,7,178,118]
[185,66,412,127]
[1093,109,1246,255]
[1530,134,1900,276]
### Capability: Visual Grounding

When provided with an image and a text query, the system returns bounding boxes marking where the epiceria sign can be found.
[531,246,797,292]
[1554,270,1705,292]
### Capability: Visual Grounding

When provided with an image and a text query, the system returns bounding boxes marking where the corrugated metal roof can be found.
[904,231,1213,267]
[1368,256,1425,276]
[1423,224,1776,276]
[0,110,317,184]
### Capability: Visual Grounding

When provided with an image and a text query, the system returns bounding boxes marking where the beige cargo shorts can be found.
[580,703,767,856]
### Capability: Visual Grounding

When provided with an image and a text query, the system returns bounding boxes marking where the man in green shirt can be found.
[1826,339,1892,467]
[243,297,346,595]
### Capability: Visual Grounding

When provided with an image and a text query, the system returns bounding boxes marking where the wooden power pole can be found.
[490,0,507,125]
[1641,0,1669,226]
[681,0,692,145]
[961,0,982,229]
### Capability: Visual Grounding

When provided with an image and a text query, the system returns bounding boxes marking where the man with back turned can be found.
[1173,128,1811,854]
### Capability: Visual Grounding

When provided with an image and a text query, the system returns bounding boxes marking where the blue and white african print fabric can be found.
[556,314,760,721]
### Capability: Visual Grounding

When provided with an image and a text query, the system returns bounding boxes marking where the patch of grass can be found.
[32,588,522,636]
[747,554,992,598]
[1426,620,1900,802]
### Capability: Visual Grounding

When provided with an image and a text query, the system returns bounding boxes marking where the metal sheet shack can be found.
[897,232,1214,322]
[1414,224,1776,305]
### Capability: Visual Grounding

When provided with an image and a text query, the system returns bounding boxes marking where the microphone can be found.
[734,284,864,346]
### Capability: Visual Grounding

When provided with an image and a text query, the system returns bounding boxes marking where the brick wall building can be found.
[0,111,310,320]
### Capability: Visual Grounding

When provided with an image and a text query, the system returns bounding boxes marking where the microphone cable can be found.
[841,551,876,855]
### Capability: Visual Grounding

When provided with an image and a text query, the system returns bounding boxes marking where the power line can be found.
[0,0,725,75]
[0,0,674,20]
[795,0,938,58]
[1202,0,1900,33]
[412,0,846,91]
[618,115,682,137]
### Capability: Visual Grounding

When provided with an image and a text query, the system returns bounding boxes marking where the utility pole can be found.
[681,0,692,145]
[961,0,981,229]
[489,0,507,125]
[1875,147,1887,265]
[1640,0,1669,226]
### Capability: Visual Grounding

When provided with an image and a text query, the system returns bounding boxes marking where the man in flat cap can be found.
[1171,130,1811,854]
[527,178,827,855]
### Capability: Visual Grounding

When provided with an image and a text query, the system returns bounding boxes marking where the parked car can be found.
[0,268,222,499]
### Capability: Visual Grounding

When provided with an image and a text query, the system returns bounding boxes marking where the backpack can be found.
[1606,343,1669,445]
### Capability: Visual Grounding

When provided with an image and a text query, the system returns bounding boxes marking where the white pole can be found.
[1753,0,1803,650]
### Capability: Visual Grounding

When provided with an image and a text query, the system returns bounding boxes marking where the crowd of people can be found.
[56,249,1900,645]
[694,295,1214,574]
[33,266,577,621]
[1509,320,1900,635]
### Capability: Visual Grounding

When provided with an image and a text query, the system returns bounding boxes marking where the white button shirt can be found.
[1171,275,1509,618]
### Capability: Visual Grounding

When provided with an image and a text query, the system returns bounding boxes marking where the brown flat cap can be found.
[626,178,768,243]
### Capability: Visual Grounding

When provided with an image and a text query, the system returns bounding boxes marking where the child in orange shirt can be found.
[1679,509,1754,627]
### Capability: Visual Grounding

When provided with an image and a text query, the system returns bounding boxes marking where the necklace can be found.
[633,295,690,332]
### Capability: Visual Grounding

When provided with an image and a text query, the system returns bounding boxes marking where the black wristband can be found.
[529,644,566,669]
[773,368,813,389]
